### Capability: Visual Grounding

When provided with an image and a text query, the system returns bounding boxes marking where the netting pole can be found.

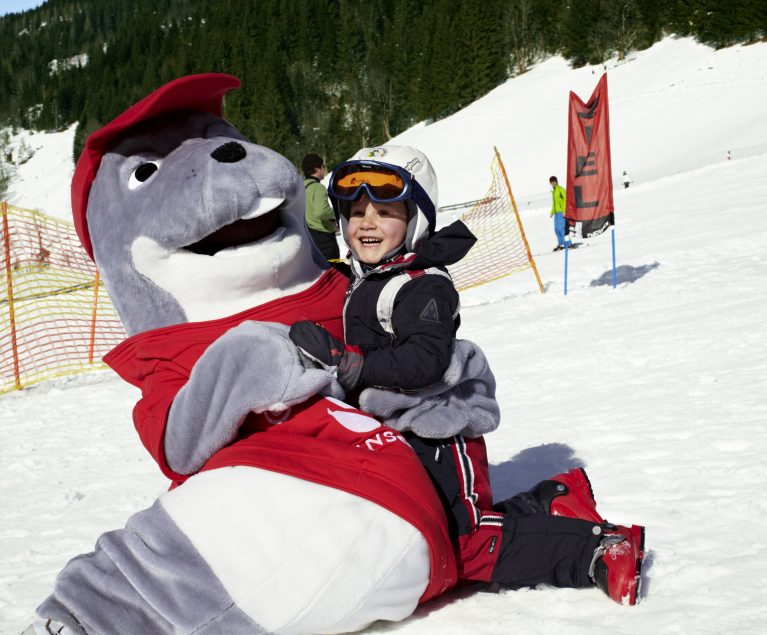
[493,146,545,294]
[88,269,100,364]
[1,202,22,390]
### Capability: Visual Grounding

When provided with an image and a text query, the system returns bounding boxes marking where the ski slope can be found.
[2,36,767,633]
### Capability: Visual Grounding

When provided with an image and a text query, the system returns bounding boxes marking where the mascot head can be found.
[72,74,326,335]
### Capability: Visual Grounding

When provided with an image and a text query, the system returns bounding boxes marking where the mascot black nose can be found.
[210,141,247,163]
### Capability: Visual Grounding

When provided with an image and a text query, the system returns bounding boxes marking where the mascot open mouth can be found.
[184,203,283,256]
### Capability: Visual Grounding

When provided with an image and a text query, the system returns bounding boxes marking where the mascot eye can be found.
[128,161,160,189]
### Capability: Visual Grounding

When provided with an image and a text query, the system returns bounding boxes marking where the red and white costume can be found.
[98,268,456,632]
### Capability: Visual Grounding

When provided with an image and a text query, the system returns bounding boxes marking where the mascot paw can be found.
[165,322,344,474]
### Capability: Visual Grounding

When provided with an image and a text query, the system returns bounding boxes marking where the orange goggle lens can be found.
[333,170,405,199]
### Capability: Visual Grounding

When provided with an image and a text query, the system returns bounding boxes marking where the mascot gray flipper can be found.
[33,75,456,635]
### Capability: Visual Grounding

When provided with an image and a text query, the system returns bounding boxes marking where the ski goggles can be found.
[329,161,435,226]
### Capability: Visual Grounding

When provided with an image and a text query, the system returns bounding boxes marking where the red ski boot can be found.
[528,467,604,523]
[590,524,645,606]
[550,468,604,523]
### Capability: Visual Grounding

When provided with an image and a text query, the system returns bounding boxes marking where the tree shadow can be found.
[489,442,586,501]
[589,261,660,287]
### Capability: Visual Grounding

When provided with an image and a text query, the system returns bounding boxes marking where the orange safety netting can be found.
[448,148,543,293]
[1,202,126,394]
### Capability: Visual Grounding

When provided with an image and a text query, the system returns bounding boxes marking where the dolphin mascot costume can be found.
[28,74,456,634]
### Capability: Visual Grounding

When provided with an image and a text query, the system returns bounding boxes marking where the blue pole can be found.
[611,228,617,289]
[564,241,569,296]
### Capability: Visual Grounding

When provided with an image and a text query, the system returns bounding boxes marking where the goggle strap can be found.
[410,181,436,230]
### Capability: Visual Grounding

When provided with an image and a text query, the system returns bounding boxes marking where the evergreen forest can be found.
[0,0,765,167]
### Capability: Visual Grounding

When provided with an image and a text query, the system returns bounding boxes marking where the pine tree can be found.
[734,0,767,43]
[608,0,645,60]
[506,0,541,75]
[1,0,760,163]
[562,0,602,66]
[635,0,667,47]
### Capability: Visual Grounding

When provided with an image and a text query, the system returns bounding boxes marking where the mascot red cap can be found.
[70,73,241,260]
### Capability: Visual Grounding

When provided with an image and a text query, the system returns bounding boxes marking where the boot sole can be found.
[576,467,597,504]
[629,525,646,606]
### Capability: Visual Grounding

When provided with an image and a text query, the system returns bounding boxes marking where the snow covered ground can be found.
[2,124,76,219]
[2,36,767,633]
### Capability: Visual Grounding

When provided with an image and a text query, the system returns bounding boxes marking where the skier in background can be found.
[302,153,340,261]
[549,175,569,251]
[623,170,630,189]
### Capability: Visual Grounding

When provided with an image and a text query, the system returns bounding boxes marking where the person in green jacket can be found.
[302,153,340,261]
[549,175,570,252]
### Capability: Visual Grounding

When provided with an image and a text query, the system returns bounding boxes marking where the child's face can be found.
[347,196,409,264]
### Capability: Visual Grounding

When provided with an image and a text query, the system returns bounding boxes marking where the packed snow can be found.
[2,36,767,634]
[2,124,76,218]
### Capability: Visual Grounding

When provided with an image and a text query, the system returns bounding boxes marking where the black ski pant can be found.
[405,433,601,589]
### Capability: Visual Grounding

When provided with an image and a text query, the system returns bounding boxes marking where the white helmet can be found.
[330,145,438,258]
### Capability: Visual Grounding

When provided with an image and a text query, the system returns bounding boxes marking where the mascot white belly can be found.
[31,74,455,634]
[162,466,428,633]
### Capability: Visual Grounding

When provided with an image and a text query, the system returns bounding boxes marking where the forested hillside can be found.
[0,0,764,166]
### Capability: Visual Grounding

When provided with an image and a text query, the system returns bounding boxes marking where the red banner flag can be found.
[566,73,614,239]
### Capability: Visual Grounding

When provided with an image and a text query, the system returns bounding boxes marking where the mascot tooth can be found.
[29,74,456,635]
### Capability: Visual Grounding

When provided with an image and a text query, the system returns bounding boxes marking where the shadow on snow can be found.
[489,442,586,501]
[590,261,660,287]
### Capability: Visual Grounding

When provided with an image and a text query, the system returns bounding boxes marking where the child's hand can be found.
[289,321,364,391]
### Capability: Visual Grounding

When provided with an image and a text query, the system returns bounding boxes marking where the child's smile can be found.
[347,196,409,264]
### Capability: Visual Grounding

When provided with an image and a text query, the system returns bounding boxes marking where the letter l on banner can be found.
[565,73,614,239]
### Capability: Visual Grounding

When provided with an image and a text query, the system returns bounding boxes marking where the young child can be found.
[290,145,645,605]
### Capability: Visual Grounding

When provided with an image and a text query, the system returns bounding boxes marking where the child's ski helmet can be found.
[330,145,438,257]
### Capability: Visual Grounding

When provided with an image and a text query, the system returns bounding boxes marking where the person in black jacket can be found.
[302,153,340,261]
[289,145,645,605]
